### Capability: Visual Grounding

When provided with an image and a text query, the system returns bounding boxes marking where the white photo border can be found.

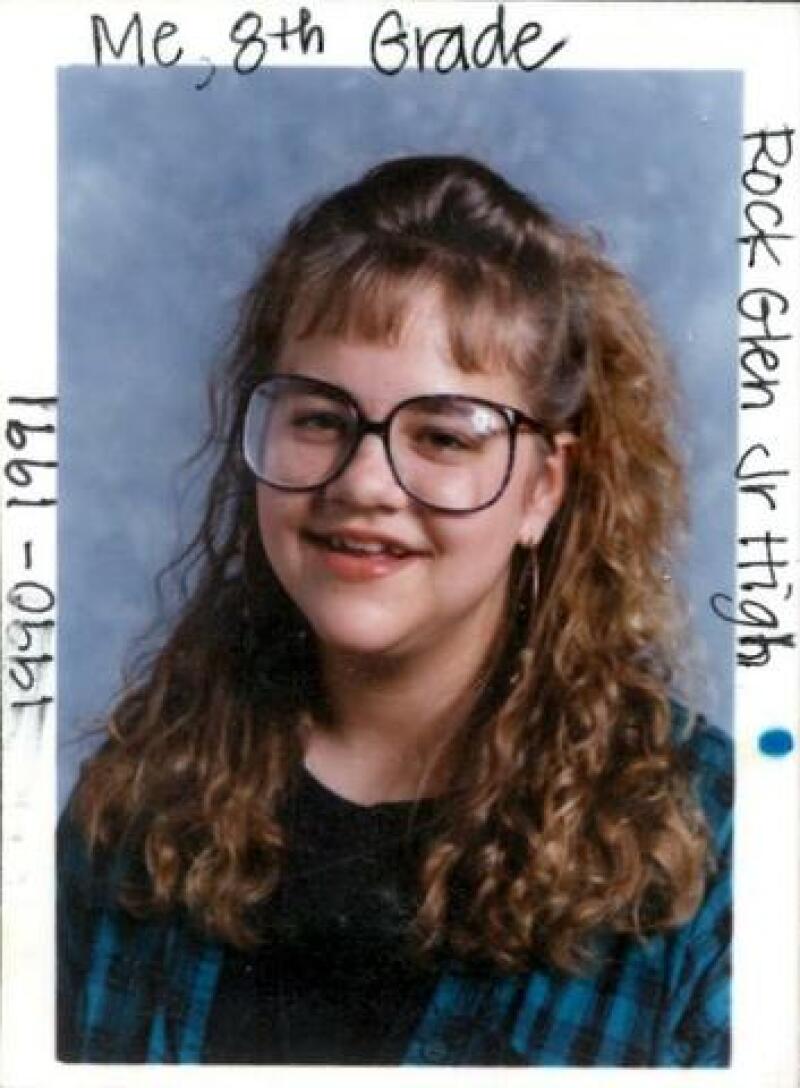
[1,2,798,1086]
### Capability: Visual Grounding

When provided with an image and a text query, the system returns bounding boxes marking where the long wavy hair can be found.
[71,155,712,973]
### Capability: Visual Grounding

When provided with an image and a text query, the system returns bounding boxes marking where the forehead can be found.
[276,253,547,403]
[276,298,530,414]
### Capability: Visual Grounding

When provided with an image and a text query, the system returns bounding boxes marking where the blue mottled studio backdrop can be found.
[59,67,740,809]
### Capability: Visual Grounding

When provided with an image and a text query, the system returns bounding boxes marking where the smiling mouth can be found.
[304,531,421,559]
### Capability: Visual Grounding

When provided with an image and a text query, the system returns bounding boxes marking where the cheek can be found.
[434,504,521,575]
[256,490,301,571]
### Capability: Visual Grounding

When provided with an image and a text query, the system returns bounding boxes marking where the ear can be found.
[518,433,575,548]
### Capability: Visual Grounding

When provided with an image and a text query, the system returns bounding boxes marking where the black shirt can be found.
[203,766,442,1064]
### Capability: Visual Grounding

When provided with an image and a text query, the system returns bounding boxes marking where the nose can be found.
[322,432,407,509]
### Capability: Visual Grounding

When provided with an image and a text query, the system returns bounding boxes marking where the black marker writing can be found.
[739,200,794,269]
[709,589,795,668]
[735,443,789,513]
[230,8,324,75]
[195,56,216,92]
[90,6,564,87]
[4,397,57,709]
[6,583,55,708]
[6,618,55,655]
[712,127,796,667]
[91,8,324,88]
[7,578,55,614]
[736,532,790,594]
[738,130,795,411]
[742,127,795,197]
[5,458,58,489]
[738,287,791,411]
[5,397,57,506]
[370,4,567,76]
[91,12,184,67]
[6,574,56,709]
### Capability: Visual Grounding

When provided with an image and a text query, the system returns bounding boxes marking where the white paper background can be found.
[1,3,799,1086]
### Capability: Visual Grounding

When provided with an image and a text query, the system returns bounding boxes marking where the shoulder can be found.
[670,704,734,859]
[498,712,734,1067]
[672,703,733,782]
[57,798,142,913]
[57,803,96,895]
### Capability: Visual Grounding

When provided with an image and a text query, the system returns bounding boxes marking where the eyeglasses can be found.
[242,375,553,514]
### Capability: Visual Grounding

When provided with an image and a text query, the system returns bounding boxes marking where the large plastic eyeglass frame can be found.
[242,374,554,515]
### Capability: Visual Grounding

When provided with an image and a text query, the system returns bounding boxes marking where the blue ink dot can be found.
[758,728,795,757]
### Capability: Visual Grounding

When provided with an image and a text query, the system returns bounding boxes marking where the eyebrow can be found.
[289,375,488,412]
[285,375,525,428]
[402,396,505,427]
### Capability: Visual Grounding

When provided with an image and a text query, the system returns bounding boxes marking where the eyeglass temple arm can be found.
[507,408,557,448]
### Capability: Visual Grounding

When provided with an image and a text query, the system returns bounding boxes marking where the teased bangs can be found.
[279,238,556,405]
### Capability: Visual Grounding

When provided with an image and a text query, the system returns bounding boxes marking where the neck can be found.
[305,616,506,805]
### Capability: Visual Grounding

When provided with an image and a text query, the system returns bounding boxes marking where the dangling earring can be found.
[512,539,536,626]
[506,540,538,693]
[508,644,535,692]
[517,535,539,610]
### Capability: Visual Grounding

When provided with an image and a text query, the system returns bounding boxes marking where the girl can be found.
[58,155,732,1066]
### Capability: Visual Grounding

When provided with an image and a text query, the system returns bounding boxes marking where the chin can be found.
[307,610,417,660]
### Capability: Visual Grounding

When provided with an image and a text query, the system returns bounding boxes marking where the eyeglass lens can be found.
[243,380,513,512]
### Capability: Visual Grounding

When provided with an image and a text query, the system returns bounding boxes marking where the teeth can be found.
[325,535,408,557]
[330,536,386,555]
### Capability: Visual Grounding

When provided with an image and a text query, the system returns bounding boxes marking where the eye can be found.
[290,410,348,433]
[427,428,471,450]
[282,406,352,447]
[413,425,481,456]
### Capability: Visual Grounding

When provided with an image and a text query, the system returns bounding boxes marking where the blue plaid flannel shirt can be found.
[57,717,732,1066]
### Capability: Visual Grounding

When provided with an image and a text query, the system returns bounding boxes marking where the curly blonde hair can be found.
[71,156,711,974]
